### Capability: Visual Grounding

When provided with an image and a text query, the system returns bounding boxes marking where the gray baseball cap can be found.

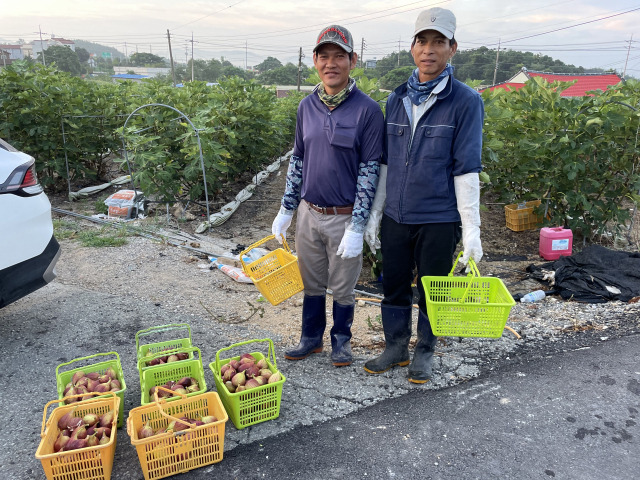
[413,7,456,40]
[314,25,354,53]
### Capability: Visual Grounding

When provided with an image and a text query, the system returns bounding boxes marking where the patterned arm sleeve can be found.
[348,159,380,233]
[281,154,303,213]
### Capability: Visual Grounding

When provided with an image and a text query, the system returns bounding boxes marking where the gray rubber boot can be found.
[363,304,412,374]
[408,309,438,383]
[284,295,326,360]
[330,301,354,367]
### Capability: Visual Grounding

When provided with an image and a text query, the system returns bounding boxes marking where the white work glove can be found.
[271,207,294,244]
[337,226,364,259]
[363,164,387,254]
[454,172,483,266]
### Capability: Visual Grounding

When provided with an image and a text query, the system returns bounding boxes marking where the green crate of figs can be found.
[210,338,286,430]
[139,346,207,405]
[136,323,194,382]
[55,351,127,428]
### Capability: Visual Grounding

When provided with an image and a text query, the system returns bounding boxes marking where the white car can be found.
[0,138,60,308]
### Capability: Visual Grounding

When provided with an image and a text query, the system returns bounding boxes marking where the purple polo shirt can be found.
[293,86,384,207]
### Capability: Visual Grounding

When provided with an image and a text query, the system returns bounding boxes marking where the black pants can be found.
[381,214,461,314]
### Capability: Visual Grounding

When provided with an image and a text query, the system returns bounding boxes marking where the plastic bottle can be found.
[208,257,253,283]
[520,290,546,303]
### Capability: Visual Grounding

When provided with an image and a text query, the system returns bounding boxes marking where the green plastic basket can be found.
[140,346,207,405]
[55,351,127,427]
[422,253,516,338]
[136,323,193,363]
[210,338,286,430]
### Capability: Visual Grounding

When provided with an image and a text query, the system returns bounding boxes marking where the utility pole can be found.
[124,42,128,64]
[245,40,248,71]
[623,34,633,79]
[167,29,176,87]
[492,38,501,85]
[297,47,303,91]
[398,37,401,66]
[36,25,47,66]
[360,37,365,69]
[191,33,195,82]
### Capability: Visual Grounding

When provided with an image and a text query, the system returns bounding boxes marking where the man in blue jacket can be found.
[363,7,484,383]
[272,25,384,367]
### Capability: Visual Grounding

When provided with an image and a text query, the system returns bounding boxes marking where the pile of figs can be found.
[62,368,122,404]
[219,353,281,393]
[142,349,189,367]
[137,414,217,439]
[53,408,115,452]
[148,377,201,398]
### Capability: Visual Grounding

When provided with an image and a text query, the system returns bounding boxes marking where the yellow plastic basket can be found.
[240,235,304,306]
[126,388,228,480]
[35,392,120,480]
[422,252,516,338]
[210,338,286,430]
[504,200,543,231]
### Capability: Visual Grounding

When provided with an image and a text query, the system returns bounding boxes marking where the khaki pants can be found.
[296,201,362,305]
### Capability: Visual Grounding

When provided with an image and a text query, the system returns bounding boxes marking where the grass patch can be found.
[54,219,128,247]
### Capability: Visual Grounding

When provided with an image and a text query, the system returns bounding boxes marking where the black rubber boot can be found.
[330,301,354,367]
[284,295,326,360]
[408,310,438,384]
[363,304,412,374]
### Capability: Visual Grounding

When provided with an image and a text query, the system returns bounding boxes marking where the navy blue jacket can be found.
[383,76,484,224]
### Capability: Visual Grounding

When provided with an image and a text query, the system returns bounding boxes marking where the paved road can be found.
[1,282,638,479]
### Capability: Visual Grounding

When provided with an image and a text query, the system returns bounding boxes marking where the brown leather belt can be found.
[306,200,353,215]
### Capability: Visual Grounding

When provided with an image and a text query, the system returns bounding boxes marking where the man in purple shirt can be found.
[272,24,384,367]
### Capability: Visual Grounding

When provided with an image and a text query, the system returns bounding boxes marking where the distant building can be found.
[111,73,150,82]
[30,37,76,58]
[112,66,170,77]
[0,44,24,62]
[273,85,315,98]
[479,67,623,97]
[365,58,377,69]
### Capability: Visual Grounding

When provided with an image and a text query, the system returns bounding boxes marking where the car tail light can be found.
[1,160,44,196]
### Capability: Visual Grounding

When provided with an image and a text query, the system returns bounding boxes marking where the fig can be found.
[255,376,266,386]
[138,421,154,439]
[98,436,110,445]
[244,366,260,379]
[176,352,189,360]
[268,372,282,384]
[201,416,217,424]
[256,358,268,370]
[186,384,200,394]
[245,378,260,390]
[193,420,205,426]
[86,379,99,392]
[225,381,235,393]
[240,353,256,362]
[167,354,179,363]
[86,372,100,381]
[229,359,240,370]
[231,371,246,387]
[222,368,235,382]
[235,385,246,392]
[177,377,192,386]
[237,363,254,373]
[65,438,88,451]
[148,358,162,366]
[103,427,112,438]
[66,415,84,431]
[71,371,85,385]
[166,420,177,432]
[75,376,89,388]
[174,417,191,431]
[110,379,121,390]
[172,386,188,396]
[105,367,117,379]
[54,434,69,452]
[86,435,99,447]
[71,425,87,440]
[64,386,77,398]
[93,383,111,393]
[99,411,115,428]
[82,413,99,427]
[220,364,232,375]
[97,374,111,384]
[239,357,255,366]
[260,369,273,379]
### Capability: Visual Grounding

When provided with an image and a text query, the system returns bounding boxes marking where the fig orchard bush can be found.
[482,77,640,242]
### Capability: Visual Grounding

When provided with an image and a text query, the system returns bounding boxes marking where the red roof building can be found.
[480,67,623,97]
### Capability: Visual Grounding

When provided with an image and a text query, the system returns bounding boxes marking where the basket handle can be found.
[214,338,276,374]
[239,235,292,271]
[55,351,121,380]
[152,386,196,432]
[135,323,192,353]
[448,252,481,304]
[41,391,118,438]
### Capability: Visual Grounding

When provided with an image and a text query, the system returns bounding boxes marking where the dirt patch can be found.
[50,158,640,354]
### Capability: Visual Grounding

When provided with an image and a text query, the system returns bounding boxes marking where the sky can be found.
[3,0,640,76]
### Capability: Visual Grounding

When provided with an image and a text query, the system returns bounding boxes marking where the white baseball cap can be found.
[413,7,456,40]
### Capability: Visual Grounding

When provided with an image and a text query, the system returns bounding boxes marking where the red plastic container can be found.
[539,227,573,260]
